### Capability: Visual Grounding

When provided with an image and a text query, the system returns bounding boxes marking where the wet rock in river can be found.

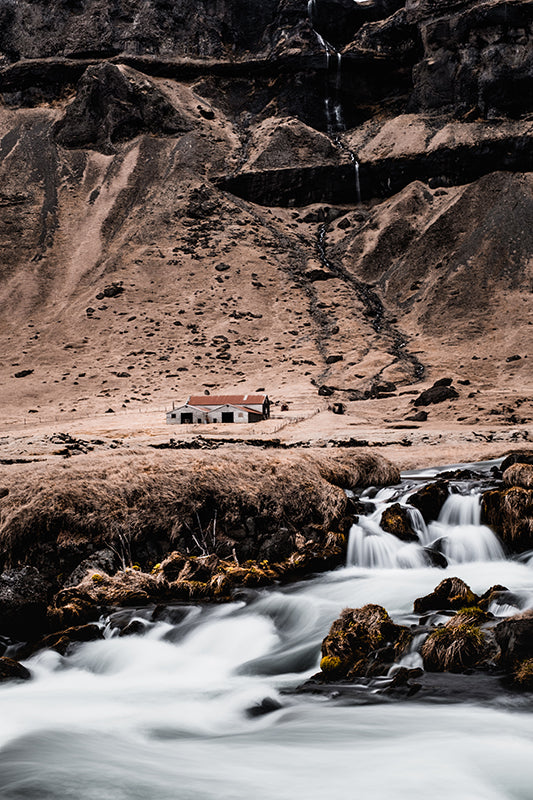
[421,609,492,673]
[319,604,412,680]
[414,577,478,615]
[380,503,418,542]
[407,479,449,523]
[500,451,533,472]
[0,657,31,683]
[503,463,533,490]
[481,484,533,552]
[495,611,533,668]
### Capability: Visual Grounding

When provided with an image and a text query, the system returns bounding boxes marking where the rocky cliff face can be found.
[0,0,531,424]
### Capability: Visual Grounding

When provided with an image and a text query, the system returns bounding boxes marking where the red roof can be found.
[188,394,267,406]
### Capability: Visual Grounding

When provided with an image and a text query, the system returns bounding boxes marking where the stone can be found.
[54,63,192,153]
[325,355,343,365]
[0,567,50,640]
[318,385,335,397]
[421,610,491,673]
[503,463,533,490]
[331,402,345,415]
[0,657,31,683]
[406,410,428,422]
[413,384,459,406]
[495,611,533,668]
[320,604,412,680]
[380,503,418,542]
[407,479,449,523]
[64,548,118,587]
[414,577,478,615]
[481,486,533,552]
[500,452,533,472]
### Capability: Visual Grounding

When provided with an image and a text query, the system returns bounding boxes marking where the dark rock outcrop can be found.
[54,63,193,153]
[0,567,50,640]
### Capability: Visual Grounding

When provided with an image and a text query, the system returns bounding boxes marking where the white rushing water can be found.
[1,463,533,799]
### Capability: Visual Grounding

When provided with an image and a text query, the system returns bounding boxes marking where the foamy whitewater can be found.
[0,460,532,799]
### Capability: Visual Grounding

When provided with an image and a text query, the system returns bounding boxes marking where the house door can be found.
[181,413,193,423]
[221,412,234,423]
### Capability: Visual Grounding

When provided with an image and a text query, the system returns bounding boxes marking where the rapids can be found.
[1,460,532,799]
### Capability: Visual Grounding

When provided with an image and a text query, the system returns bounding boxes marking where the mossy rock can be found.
[320,604,412,681]
[514,658,533,690]
[421,619,488,672]
[414,577,478,615]
[380,504,418,542]
[482,486,533,552]
[407,480,449,523]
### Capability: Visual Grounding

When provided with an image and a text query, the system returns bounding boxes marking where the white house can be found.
[166,394,270,424]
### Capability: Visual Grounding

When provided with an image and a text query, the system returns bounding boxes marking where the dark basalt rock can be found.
[407,479,449,523]
[495,611,533,668]
[413,383,459,406]
[414,577,478,615]
[319,604,412,680]
[0,567,50,640]
[54,63,192,153]
[500,451,533,472]
[481,485,533,552]
[0,657,31,683]
[503,463,533,490]
[380,503,418,542]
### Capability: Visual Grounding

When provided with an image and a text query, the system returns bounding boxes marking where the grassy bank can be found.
[0,448,399,575]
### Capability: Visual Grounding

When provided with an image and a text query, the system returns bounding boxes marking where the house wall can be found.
[207,405,249,424]
[166,406,207,424]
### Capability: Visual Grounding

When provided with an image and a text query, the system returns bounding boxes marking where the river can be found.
[0,460,532,799]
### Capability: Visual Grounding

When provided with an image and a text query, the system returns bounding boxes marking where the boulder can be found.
[319,604,412,680]
[413,383,459,406]
[54,63,192,153]
[0,657,31,683]
[0,567,50,640]
[503,463,533,490]
[407,479,449,523]
[380,503,418,542]
[414,577,478,615]
[500,451,533,472]
[495,611,533,668]
[421,610,491,673]
[64,548,118,588]
[481,486,533,552]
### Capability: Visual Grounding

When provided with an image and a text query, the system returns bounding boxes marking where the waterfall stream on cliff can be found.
[1,460,532,799]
